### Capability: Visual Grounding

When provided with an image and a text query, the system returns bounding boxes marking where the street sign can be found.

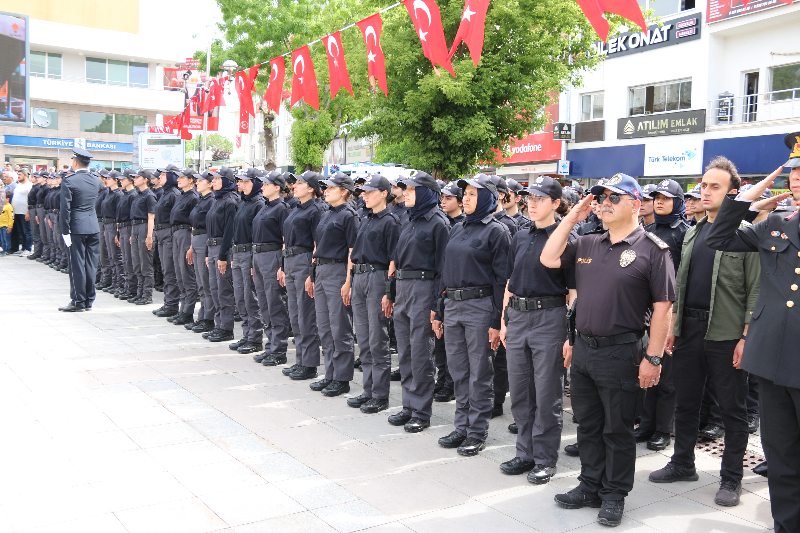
[553,123,574,140]
[557,159,570,175]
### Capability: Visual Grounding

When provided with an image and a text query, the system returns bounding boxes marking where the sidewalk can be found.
[0,256,773,533]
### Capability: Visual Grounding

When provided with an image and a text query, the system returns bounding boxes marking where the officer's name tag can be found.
[577,257,592,264]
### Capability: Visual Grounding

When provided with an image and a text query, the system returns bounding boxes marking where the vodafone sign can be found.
[500,131,562,164]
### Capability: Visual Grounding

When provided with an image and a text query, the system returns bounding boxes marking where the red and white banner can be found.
[322,31,354,98]
[448,0,490,65]
[291,45,320,110]
[356,14,389,97]
[403,0,455,77]
[264,57,286,114]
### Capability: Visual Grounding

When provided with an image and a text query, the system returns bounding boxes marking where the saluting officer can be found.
[347,174,401,414]
[541,173,676,528]
[58,147,104,312]
[434,173,511,457]
[186,171,216,333]
[705,132,800,533]
[499,176,575,484]
[168,169,200,326]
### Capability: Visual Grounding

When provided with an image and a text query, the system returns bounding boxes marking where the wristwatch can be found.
[645,354,662,366]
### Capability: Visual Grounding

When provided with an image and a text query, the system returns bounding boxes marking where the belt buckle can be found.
[518,298,527,311]
[587,336,598,349]
[453,290,463,301]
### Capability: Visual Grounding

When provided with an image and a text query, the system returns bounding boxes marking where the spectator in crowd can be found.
[10,168,33,255]
[0,191,13,255]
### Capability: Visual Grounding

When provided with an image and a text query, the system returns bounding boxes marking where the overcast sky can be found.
[140,0,224,59]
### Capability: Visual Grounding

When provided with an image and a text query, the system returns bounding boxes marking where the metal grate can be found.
[695,438,765,468]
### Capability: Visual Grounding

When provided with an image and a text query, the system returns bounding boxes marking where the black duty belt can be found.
[353,263,389,274]
[47,209,59,214]
[233,244,252,253]
[36,204,44,208]
[445,286,493,301]
[316,257,345,265]
[395,269,436,280]
[29,205,36,209]
[171,224,192,233]
[282,246,313,257]
[131,219,147,226]
[510,295,566,311]
[684,307,710,321]
[191,228,206,236]
[578,330,644,349]
[207,238,224,246]
[117,220,133,228]
[253,243,282,253]
[154,223,171,231]
[99,217,115,224]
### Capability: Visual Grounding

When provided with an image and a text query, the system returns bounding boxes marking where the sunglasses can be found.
[596,193,631,204]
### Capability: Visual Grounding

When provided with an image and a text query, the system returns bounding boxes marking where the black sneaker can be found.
[185,320,200,330]
[263,354,288,366]
[202,329,220,339]
[648,461,699,484]
[714,478,742,507]
[237,342,263,354]
[646,431,671,451]
[554,487,602,509]
[528,464,556,484]
[390,369,401,381]
[508,422,518,434]
[173,313,194,325]
[597,499,624,527]
[321,381,350,397]
[404,418,430,433]
[253,352,269,364]
[360,398,389,414]
[347,394,372,408]
[310,378,332,392]
[500,457,536,476]
[564,443,579,457]
[438,431,467,449]
[457,437,485,457]
[290,366,318,380]
[154,307,178,318]
[208,330,234,342]
[698,423,725,440]
[282,364,300,375]
[388,411,413,426]
[193,320,215,333]
[433,388,455,402]
[135,297,153,305]
[229,339,247,351]
[234,312,242,322]
[748,414,759,434]
[491,404,503,418]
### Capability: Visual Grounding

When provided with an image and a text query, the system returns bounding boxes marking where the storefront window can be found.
[114,161,134,171]
[81,111,114,133]
[581,93,604,121]
[770,63,800,101]
[114,114,146,135]
[89,160,112,171]
[629,80,692,116]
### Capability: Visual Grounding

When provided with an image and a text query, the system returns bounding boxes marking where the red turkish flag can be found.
[574,0,609,41]
[322,31,353,98]
[208,76,226,109]
[264,56,286,114]
[178,106,192,140]
[447,0,490,66]
[235,64,260,119]
[356,14,388,97]
[403,0,455,77]
[291,45,320,110]
[602,0,646,33]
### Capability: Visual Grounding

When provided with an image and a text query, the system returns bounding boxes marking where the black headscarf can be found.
[654,195,686,226]
[214,175,237,199]
[243,179,263,201]
[163,171,179,190]
[408,185,439,221]
[466,187,497,223]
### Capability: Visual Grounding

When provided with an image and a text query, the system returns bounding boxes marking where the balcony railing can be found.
[709,88,800,126]
[29,72,182,92]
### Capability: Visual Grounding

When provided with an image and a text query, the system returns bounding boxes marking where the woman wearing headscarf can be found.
[433,173,511,457]
[203,166,239,343]
[278,171,323,379]
[228,168,266,355]
[637,178,689,452]
[307,172,360,397]
[386,171,449,432]
[151,165,182,319]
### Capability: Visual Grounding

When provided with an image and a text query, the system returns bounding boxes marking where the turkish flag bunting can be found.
[356,14,388,97]
[403,0,455,77]
[447,0,490,66]
[235,64,260,119]
[575,0,646,42]
[190,94,199,114]
[574,0,609,41]
[264,56,286,114]
[291,45,320,110]
[208,76,226,109]
[322,31,354,98]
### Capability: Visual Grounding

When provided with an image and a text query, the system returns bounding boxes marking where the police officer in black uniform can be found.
[130,170,157,305]
[99,171,124,295]
[187,171,216,333]
[115,170,138,301]
[168,168,200,325]
[26,172,43,260]
[541,173,676,527]
[95,169,111,287]
[34,172,50,263]
[58,148,104,312]
[504,178,530,229]
[705,133,800,533]
[151,165,182,317]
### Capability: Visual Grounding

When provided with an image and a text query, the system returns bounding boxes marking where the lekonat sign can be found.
[591,13,702,59]
[617,109,706,139]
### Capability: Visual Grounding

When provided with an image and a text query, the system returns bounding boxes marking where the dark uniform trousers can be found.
[494,345,509,408]
[55,215,68,267]
[506,306,568,467]
[171,228,197,316]
[37,209,49,258]
[30,209,41,255]
[131,223,154,299]
[394,279,436,420]
[672,316,749,482]
[284,253,320,368]
[571,333,644,501]
[206,244,235,331]
[434,335,453,391]
[155,227,180,310]
[351,270,392,400]
[759,377,800,533]
[68,233,101,307]
[191,234,214,322]
[118,226,136,295]
[638,344,676,435]
[232,251,262,343]
[314,262,355,382]
[444,296,495,441]
[253,249,289,357]
[153,237,163,287]
[44,213,57,262]
[97,218,110,284]
[103,223,123,289]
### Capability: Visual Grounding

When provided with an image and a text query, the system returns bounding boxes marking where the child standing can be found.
[0,191,13,255]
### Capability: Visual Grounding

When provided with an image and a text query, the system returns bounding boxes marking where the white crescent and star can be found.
[462,4,476,20]
[365,26,377,46]
[270,63,278,81]
[413,0,432,27]
[368,51,377,63]
[327,36,340,58]
[294,54,305,84]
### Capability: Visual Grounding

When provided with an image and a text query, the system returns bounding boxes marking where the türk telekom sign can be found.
[591,13,702,58]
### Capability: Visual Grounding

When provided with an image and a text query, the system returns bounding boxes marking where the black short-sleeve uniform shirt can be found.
[507,221,576,298]
[253,197,290,245]
[100,188,123,220]
[130,188,156,220]
[283,198,322,249]
[233,192,265,245]
[190,192,214,231]
[560,225,676,337]
[170,188,199,226]
[116,189,135,222]
[154,186,180,225]
[351,208,400,266]
[394,205,451,308]
[314,203,360,261]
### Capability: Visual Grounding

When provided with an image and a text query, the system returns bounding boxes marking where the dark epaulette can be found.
[646,232,670,250]
[784,208,799,221]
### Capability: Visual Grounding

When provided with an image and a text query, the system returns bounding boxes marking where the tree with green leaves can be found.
[185,132,234,163]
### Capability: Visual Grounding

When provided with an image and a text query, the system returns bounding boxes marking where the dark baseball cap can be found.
[354,175,368,186]
[296,170,322,190]
[491,175,509,194]
[521,175,563,200]
[199,170,215,182]
[684,184,702,199]
[399,170,440,192]
[740,183,774,200]
[590,173,643,201]
[211,166,236,181]
[322,171,355,192]
[137,169,153,180]
[96,169,109,178]
[458,173,498,196]
[237,168,264,181]
[157,163,181,174]
[784,131,800,168]
[441,181,463,200]
[506,178,524,194]
[650,179,684,199]
[121,169,137,180]
[107,170,121,180]
[356,174,392,193]
[641,184,657,199]
[262,170,286,188]
[282,172,297,184]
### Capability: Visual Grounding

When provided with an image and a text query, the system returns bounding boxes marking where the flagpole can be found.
[201,40,211,171]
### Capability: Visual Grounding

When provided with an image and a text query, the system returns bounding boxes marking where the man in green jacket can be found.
[648,156,760,508]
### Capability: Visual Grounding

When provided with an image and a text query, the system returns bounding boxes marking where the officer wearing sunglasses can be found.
[540,173,676,527]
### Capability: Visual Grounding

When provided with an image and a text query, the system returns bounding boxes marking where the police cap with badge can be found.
[398,170,440,193]
[521,175,562,200]
[72,147,94,165]
[784,131,800,168]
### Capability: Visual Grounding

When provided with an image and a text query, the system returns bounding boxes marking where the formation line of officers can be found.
[44,134,800,531]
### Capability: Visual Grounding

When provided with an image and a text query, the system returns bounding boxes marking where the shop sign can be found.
[643,140,703,176]
[553,123,574,140]
[591,13,701,59]
[617,109,706,139]
[708,0,795,23]
[3,135,133,152]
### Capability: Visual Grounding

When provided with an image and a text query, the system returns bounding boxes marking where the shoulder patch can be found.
[786,209,799,221]
[646,232,670,250]
[739,219,753,229]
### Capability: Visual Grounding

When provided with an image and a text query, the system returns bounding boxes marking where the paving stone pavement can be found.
[0,256,774,533]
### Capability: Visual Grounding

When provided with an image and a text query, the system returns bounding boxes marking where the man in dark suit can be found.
[58,148,104,312]
[706,131,800,533]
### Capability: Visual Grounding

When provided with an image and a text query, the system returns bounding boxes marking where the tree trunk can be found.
[263,112,276,171]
